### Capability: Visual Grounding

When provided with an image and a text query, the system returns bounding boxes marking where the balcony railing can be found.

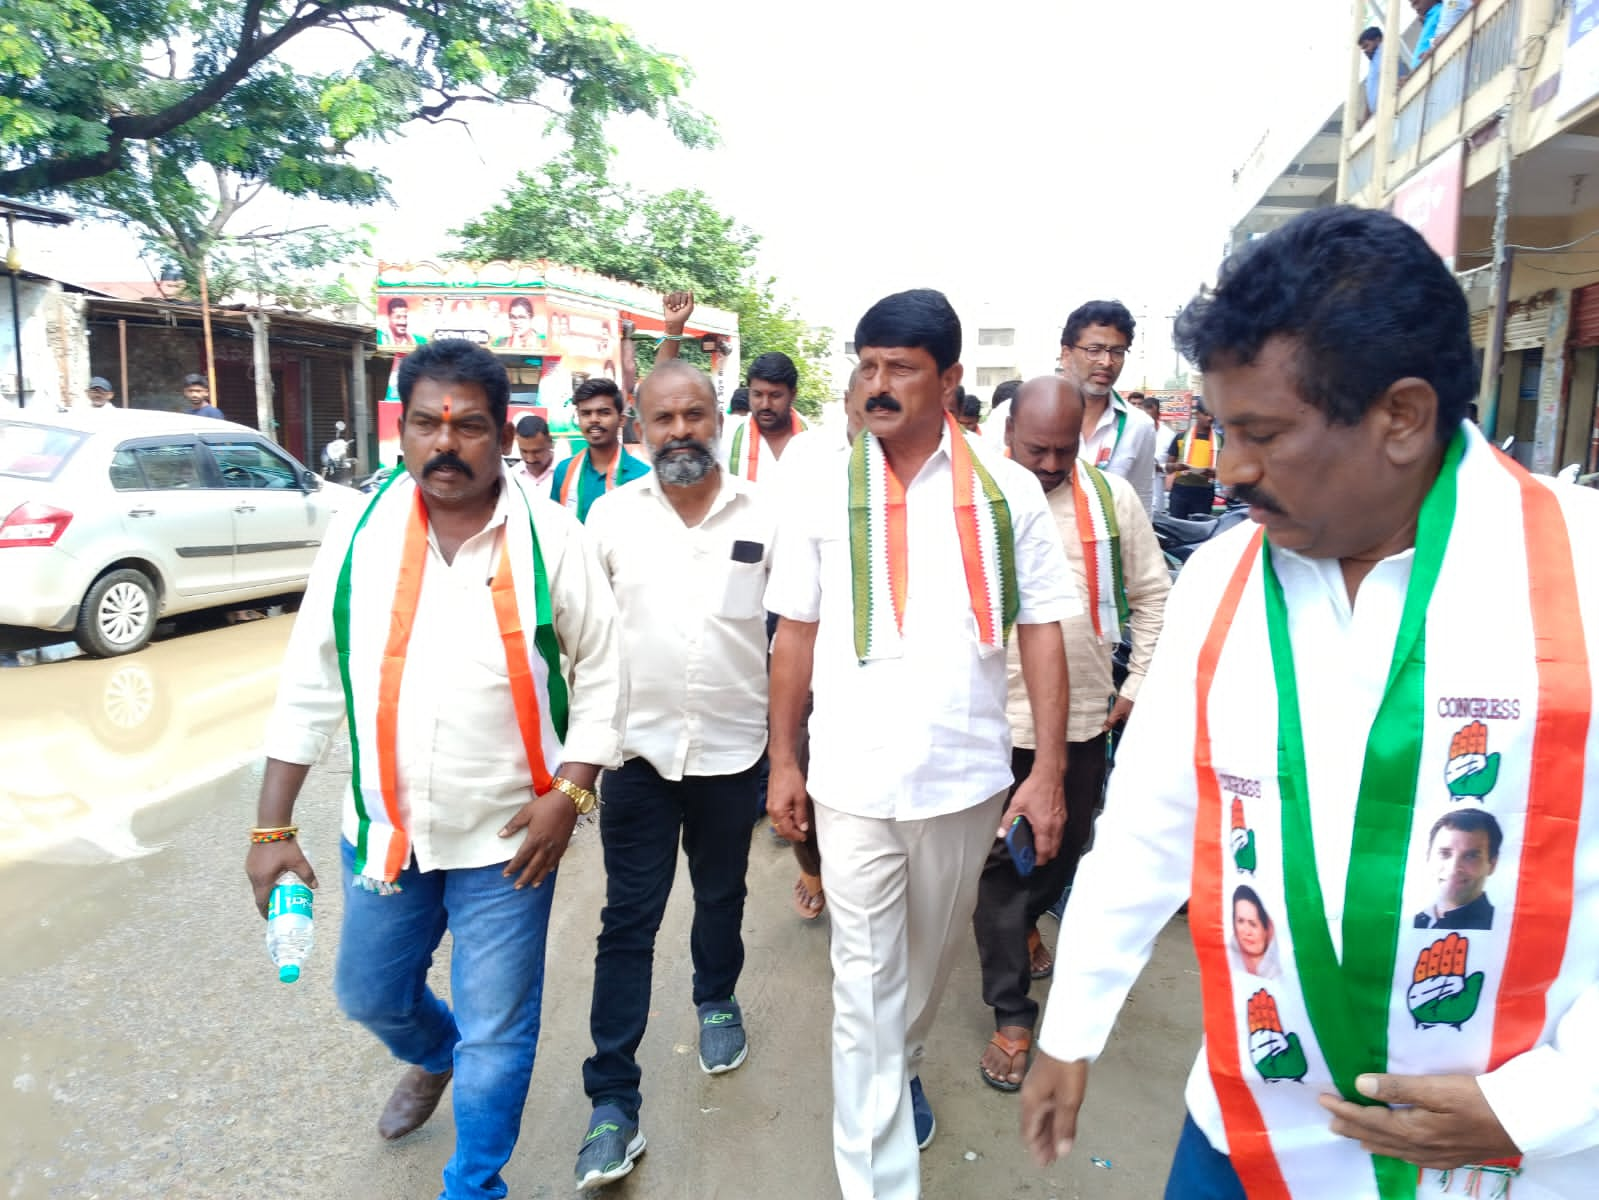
[1348,139,1377,196]
[1388,0,1520,165]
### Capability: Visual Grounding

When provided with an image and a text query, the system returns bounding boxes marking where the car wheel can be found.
[76,568,158,658]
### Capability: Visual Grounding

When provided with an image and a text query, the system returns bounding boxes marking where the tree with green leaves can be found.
[453,154,833,415]
[0,0,713,304]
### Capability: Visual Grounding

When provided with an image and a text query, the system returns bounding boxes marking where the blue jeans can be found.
[1164,1114,1247,1200]
[582,757,756,1121]
[334,840,556,1200]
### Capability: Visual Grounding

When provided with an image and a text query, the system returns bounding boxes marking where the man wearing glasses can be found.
[1059,301,1157,513]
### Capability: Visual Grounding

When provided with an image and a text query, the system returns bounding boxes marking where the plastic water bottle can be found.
[266,871,314,983]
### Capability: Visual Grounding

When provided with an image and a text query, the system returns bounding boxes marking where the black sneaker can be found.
[574,1104,646,1192]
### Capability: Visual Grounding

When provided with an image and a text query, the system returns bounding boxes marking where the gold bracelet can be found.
[550,776,598,815]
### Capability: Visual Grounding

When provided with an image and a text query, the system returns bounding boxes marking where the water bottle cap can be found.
[278,963,302,984]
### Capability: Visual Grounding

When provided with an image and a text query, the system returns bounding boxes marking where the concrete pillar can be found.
[351,341,371,474]
[247,310,276,443]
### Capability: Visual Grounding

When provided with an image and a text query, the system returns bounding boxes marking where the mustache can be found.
[423,452,474,479]
[1231,483,1283,515]
[864,393,901,413]
[659,436,712,457]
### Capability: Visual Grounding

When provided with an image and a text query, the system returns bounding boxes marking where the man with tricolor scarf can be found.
[1021,207,1599,1200]
[246,340,624,1200]
[1060,300,1158,514]
[767,288,1077,1198]
[973,374,1169,1093]
[725,350,809,482]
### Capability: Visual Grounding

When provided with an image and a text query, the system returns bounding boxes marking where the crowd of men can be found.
[243,205,1599,1200]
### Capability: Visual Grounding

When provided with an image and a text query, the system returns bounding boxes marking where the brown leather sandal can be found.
[792,872,825,920]
[979,1028,1031,1092]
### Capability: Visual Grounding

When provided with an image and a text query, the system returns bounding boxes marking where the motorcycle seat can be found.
[1155,513,1219,542]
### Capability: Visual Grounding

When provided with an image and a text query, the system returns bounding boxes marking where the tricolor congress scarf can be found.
[333,469,570,886]
[1093,391,1130,467]
[1188,427,1590,1199]
[848,412,1018,662]
[559,446,620,514]
[728,410,807,481]
[1070,459,1130,644]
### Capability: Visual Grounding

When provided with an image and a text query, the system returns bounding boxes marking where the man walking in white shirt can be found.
[243,340,623,1200]
[573,360,776,1192]
[1061,301,1157,513]
[973,375,1169,1092]
[766,288,1077,1199]
[1022,207,1599,1199]
[513,413,559,492]
[727,351,808,481]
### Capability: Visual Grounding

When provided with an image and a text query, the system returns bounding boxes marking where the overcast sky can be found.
[23,0,1355,374]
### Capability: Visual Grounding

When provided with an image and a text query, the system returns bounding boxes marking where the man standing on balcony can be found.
[1410,0,1469,67]
[1357,26,1410,121]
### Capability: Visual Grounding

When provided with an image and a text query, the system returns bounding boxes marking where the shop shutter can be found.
[306,354,350,467]
[1573,283,1599,349]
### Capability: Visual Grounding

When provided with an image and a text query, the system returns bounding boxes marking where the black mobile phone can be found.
[1005,815,1036,877]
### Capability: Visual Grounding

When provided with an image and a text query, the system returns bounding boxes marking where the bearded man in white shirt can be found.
[571,360,775,1191]
[244,339,623,1200]
[1021,206,1599,1200]
[1060,300,1157,514]
[766,288,1078,1199]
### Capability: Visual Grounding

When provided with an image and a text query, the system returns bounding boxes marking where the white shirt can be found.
[1081,392,1157,514]
[585,467,775,781]
[1037,515,1599,1188]
[764,425,1079,819]
[264,472,624,872]
[727,414,808,488]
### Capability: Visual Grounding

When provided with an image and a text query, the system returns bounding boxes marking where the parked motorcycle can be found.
[1154,495,1252,570]
[321,421,357,485]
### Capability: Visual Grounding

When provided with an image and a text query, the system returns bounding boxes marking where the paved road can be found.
[0,616,1202,1199]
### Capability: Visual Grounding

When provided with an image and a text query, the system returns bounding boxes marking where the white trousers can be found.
[815,793,1007,1200]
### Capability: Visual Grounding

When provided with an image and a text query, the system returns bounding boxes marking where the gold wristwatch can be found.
[550,776,599,815]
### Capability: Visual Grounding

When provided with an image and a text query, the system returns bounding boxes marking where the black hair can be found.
[1126,390,1147,402]
[992,378,1024,406]
[182,373,207,388]
[1173,206,1473,446]
[1429,809,1503,860]
[1232,884,1272,929]
[515,414,550,439]
[748,351,799,393]
[508,296,534,316]
[729,386,750,414]
[1062,301,1136,349]
[396,338,510,427]
[958,392,981,421]
[573,376,625,414]
[388,297,408,313]
[1358,25,1383,43]
[855,288,962,373]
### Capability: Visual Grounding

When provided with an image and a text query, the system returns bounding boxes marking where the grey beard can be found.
[655,438,719,487]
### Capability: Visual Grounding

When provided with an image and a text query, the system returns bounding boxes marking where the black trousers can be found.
[582,757,757,1121]
[972,736,1109,1030]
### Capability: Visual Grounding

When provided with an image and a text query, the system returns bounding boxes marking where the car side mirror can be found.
[301,468,322,492]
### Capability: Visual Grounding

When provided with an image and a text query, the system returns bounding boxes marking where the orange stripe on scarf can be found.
[884,461,908,628]
[1193,527,1292,1199]
[374,489,428,880]
[490,536,556,794]
[948,420,996,644]
[1489,459,1591,1069]
[1073,475,1104,640]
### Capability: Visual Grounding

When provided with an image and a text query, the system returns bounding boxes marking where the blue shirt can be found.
[548,446,650,522]
[1411,3,1443,65]
[195,404,225,420]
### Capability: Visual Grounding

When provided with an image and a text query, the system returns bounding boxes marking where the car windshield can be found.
[0,421,89,481]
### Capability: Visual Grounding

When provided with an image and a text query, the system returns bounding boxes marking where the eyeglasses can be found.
[1072,343,1129,363]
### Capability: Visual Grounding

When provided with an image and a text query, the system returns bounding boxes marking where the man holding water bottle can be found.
[245,339,624,1200]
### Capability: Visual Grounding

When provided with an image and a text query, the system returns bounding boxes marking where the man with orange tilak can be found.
[1020,207,1599,1199]
[244,339,624,1200]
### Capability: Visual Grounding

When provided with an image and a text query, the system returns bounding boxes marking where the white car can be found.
[0,407,359,656]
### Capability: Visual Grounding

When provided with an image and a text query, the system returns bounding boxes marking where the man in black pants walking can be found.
[972,375,1169,1092]
[573,362,777,1191]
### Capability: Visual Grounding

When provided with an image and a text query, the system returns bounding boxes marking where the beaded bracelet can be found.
[250,827,298,845]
